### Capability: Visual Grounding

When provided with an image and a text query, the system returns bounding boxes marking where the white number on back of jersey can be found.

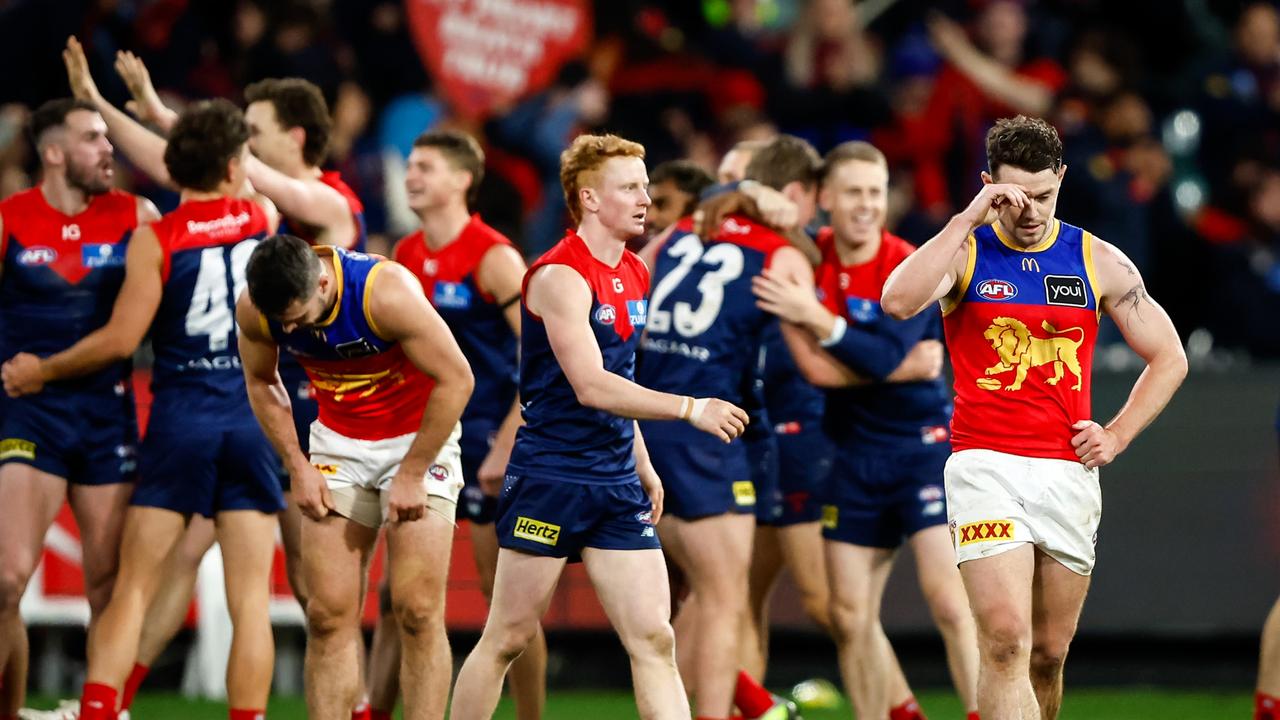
[647,234,744,337]
[185,239,260,352]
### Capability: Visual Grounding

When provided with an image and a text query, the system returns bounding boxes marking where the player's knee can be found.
[624,620,676,661]
[0,558,38,612]
[305,595,358,640]
[1030,638,1072,679]
[976,615,1030,667]
[83,575,117,617]
[828,594,874,645]
[489,619,540,664]
[391,595,444,640]
[924,588,971,634]
[800,590,831,628]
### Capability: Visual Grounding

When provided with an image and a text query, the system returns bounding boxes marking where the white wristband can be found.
[687,398,709,425]
[819,316,848,347]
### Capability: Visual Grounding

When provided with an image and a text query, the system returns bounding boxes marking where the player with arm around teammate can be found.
[881,115,1187,720]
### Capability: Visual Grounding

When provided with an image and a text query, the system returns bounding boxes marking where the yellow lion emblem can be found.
[980,317,1084,391]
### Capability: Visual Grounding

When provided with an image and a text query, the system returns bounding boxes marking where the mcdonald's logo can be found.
[1021,257,1041,273]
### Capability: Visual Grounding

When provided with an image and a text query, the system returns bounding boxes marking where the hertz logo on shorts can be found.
[0,439,35,460]
[822,505,838,529]
[514,516,560,546]
[732,481,756,506]
[957,520,1013,546]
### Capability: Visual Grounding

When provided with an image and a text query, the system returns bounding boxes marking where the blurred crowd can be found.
[0,0,1277,357]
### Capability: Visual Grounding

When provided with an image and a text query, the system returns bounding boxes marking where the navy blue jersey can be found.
[508,232,650,484]
[394,215,517,430]
[265,247,434,441]
[637,215,789,409]
[760,320,825,426]
[814,228,952,448]
[0,188,139,393]
[150,197,272,425]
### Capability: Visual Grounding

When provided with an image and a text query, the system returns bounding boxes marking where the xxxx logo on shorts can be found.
[514,516,560,546]
[312,463,339,476]
[957,520,1014,546]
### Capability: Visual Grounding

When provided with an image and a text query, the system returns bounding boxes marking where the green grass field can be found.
[31,689,1256,719]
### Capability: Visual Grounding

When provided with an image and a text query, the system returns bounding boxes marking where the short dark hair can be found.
[650,160,714,203]
[243,78,331,166]
[29,98,99,149]
[986,115,1064,175]
[413,129,486,208]
[164,99,249,192]
[744,135,822,191]
[246,235,320,318]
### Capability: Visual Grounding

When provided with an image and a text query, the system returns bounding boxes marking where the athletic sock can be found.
[889,697,927,720]
[229,709,264,720]
[79,682,118,720]
[370,710,393,720]
[120,663,150,711]
[732,671,775,718]
[967,712,981,720]
[351,701,371,720]
[1258,691,1280,720]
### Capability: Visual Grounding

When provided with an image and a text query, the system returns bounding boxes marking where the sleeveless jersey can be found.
[149,197,271,425]
[394,214,517,430]
[637,215,789,409]
[815,228,951,448]
[265,247,433,441]
[0,188,138,393]
[508,231,649,484]
[276,171,367,251]
[943,219,1100,460]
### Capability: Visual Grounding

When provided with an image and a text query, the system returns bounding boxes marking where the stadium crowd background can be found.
[0,0,1278,360]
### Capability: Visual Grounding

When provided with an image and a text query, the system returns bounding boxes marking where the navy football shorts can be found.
[821,444,950,548]
[764,419,833,527]
[458,418,500,525]
[0,384,137,485]
[496,472,661,559]
[642,422,756,521]
[135,420,285,518]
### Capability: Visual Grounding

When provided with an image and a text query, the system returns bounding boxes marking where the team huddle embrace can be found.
[0,35,1189,720]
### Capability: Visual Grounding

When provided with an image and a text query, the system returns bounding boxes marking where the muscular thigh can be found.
[0,464,67,577]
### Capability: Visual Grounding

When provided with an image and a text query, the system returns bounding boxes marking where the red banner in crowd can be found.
[405,0,593,120]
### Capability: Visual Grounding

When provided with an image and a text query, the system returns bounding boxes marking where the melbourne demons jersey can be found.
[0,188,138,392]
[276,171,367,251]
[149,198,271,424]
[943,219,1100,461]
[815,228,951,448]
[637,215,788,410]
[394,215,517,429]
[508,232,649,484]
[265,247,433,441]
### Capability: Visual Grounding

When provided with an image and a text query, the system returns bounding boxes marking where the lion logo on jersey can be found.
[979,317,1084,392]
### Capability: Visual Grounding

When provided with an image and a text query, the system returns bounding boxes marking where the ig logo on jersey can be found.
[594,304,617,325]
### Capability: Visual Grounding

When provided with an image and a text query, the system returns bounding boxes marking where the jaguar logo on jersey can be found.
[845,296,880,323]
[428,464,450,481]
[433,281,472,309]
[594,303,617,325]
[1044,275,1088,308]
[957,520,1013,545]
[626,299,647,328]
[17,246,57,266]
[976,279,1017,301]
[82,244,124,268]
[980,317,1085,391]
[513,516,560,546]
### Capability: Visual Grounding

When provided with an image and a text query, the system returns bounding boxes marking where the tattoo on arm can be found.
[1116,282,1148,328]
[1117,260,1137,277]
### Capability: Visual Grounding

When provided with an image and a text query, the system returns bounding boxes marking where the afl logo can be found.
[428,464,449,481]
[17,246,57,266]
[976,279,1018,301]
[594,304,617,325]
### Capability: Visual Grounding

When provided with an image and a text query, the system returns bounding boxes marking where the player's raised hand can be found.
[685,397,749,443]
[62,37,105,105]
[114,50,178,129]
[2,353,45,397]
[293,463,335,521]
[1071,419,1124,469]
[958,182,1030,230]
[387,472,430,523]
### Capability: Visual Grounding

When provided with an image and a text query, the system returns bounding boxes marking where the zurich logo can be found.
[17,246,57,266]
[594,303,617,325]
[976,279,1018,301]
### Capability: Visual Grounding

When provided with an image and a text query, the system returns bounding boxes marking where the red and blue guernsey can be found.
[0,188,138,392]
[393,215,517,448]
[507,231,649,484]
[265,247,434,441]
[942,219,1100,461]
[814,228,951,448]
[149,198,271,423]
[276,171,367,252]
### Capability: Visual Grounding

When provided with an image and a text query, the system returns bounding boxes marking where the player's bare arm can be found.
[243,157,358,248]
[2,226,164,397]
[236,294,331,518]
[368,262,475,522]
[528,263,748,442]
[882,182,1030,319]
[135,196,161,225]
[63,36,176,188]
[631,422,664,524]
[1070,238,1187,469]
[473,243,527,495]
